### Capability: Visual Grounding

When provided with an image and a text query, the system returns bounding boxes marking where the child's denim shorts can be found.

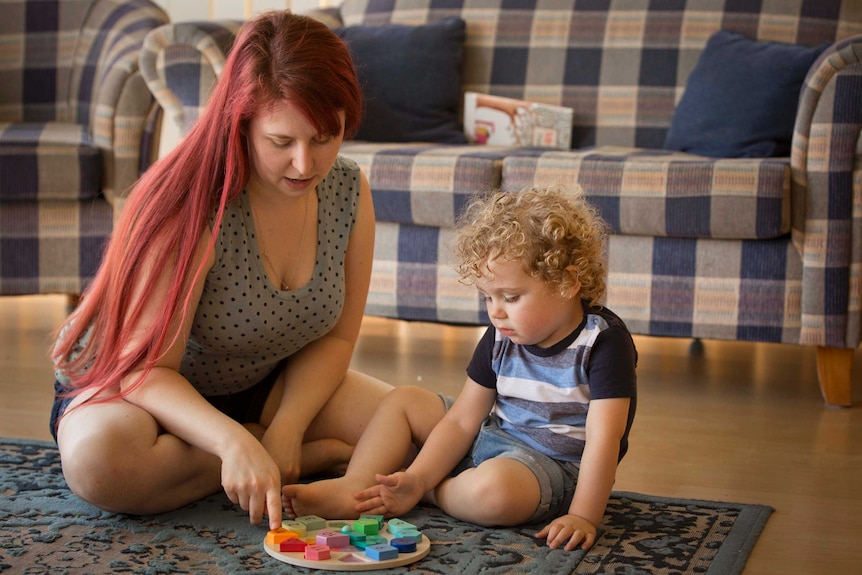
[439,394,580,524]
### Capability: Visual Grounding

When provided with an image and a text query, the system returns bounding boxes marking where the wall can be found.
[151,0,334,21]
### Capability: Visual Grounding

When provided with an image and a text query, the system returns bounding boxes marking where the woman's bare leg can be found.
[56,395,223,514]
[261,368,393,477]
[282,385,445,519]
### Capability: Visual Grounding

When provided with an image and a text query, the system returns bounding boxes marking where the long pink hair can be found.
[52,11,362,404]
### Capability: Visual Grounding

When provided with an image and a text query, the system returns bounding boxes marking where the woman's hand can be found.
[535,513,597,551]
[220,437,283,530]
[354,472,425,518]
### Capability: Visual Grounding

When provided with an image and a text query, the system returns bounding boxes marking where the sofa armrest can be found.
[140,20,243,137]
[791,34,862,349]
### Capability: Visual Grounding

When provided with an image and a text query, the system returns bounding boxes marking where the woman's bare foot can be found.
[282,476,374,519]
[300,439,354,478]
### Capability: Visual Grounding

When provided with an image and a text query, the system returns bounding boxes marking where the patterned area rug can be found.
[1,438,772,574]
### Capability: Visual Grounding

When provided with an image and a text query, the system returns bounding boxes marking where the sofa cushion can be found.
[336,17,467,144]
[663,30,828,158]
[0,123,102,201]
[340,142,513,229]
[501,147,790,240]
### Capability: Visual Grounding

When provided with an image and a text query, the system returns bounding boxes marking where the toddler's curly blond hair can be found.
[453,185,608,307]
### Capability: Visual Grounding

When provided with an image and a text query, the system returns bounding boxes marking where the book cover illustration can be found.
[463,92,573,149]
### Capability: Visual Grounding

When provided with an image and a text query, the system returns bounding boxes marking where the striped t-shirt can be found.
[467,303,637,463]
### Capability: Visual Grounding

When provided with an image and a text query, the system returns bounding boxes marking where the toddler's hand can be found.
[354,472,424,517]
[535,514,597,551]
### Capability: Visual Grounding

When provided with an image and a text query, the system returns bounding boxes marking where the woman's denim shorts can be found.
[440,394,580,524]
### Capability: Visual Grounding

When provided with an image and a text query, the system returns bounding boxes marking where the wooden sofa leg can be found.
[815,346,855,407]
[65,294,80,314]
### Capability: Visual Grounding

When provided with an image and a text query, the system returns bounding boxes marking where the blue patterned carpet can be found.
[0,438,772,574]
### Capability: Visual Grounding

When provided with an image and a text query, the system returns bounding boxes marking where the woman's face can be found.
[246,99,345,198]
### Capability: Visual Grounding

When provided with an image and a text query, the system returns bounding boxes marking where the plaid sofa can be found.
[0,0,169,297]
[139,0,862,406]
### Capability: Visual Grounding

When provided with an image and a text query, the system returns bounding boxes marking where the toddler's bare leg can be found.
[283,386,446,518]
[431,457,541,526]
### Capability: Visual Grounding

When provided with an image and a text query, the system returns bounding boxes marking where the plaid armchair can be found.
[0,0,169,298]
[140,0,861,406]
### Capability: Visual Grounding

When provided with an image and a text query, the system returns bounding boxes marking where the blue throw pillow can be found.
[663,30,828,158]
[336,17,467,144]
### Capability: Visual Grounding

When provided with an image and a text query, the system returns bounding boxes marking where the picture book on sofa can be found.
[463,92,573,149]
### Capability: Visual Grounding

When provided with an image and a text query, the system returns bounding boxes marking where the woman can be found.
[50,11,390,531]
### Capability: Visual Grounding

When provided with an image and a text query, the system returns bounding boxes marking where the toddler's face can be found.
[476,258,583,348]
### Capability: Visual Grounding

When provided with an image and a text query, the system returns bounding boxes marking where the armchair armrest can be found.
[75,0,169,205]
[791,34,862,351]
[140,20,243,137]
[139,8,343,138]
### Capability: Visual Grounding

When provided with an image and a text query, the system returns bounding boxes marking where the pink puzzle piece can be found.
[304,544,331,561]
[316,530,350,548]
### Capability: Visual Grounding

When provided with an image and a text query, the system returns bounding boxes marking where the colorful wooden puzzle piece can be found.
[359,514,384,528]
[395,528,424,543]
[366,543,399,561]
[281,520,307,537]
[304,544,331,561]
[279,538,307,553]
[390,537,418,553]
[295,515,327,531]
[352,517,380,535]
[316,530,350,548]
[265,527,300,546]
[387,518,417,535]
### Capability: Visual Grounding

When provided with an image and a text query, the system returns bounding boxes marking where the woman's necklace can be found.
[251,193,309,291]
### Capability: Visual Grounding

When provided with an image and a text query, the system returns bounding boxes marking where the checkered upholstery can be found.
[0,0,169,296]
[140,20,242,135]
[340,0,862,150]
[139,0,862,354]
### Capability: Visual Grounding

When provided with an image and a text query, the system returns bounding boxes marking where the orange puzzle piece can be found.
[266,527,300,546]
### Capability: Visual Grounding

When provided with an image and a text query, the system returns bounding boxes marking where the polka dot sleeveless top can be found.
[180,156,360,396]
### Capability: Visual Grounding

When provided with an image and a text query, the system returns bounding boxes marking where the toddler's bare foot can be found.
[282,476,372,519]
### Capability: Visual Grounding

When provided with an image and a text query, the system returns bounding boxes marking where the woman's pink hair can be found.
[52,11,362,406]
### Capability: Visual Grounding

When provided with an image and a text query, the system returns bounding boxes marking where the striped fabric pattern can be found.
[138,0,862,351]
[0,0,169,296]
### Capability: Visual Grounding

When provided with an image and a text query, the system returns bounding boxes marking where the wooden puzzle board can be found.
[263,520,430,571]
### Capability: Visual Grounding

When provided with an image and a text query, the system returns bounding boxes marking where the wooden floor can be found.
[2,295,860,574]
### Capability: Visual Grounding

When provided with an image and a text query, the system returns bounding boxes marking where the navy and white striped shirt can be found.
[467,303,637,463]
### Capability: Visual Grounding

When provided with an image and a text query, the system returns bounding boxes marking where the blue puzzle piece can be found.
[366,543,399,561]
